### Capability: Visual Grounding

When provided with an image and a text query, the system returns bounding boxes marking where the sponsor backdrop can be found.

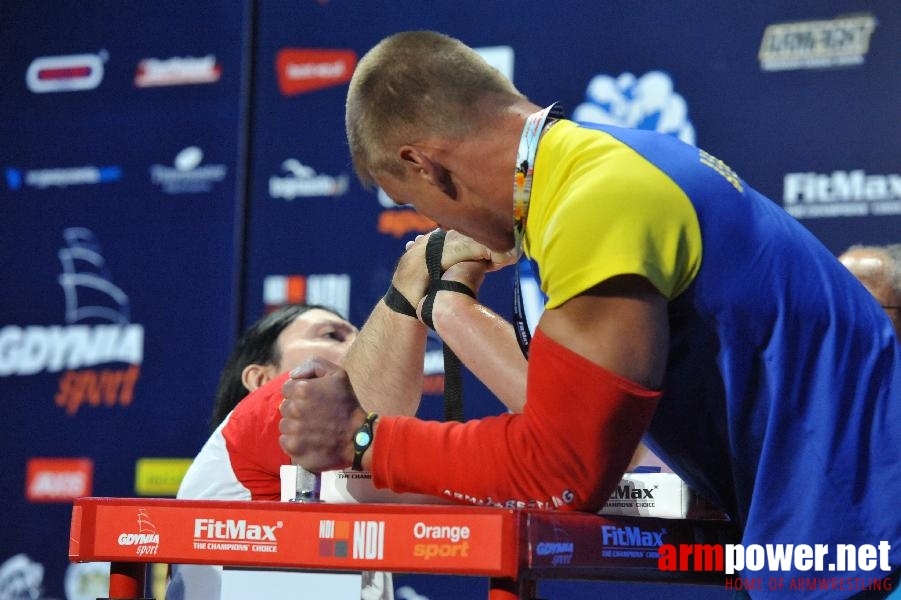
[1,1,898,599]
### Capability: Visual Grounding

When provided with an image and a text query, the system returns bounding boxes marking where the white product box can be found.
[598,471,727,520]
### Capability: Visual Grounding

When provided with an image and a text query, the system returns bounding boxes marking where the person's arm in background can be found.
[344,230,520,415]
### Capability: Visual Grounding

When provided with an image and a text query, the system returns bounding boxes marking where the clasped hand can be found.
[278,357,366,473]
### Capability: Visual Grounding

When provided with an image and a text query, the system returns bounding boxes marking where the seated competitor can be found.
[167,303,384,600]
[279,31,901,597]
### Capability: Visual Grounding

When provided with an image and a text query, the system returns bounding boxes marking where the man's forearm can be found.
[343,299,427,416]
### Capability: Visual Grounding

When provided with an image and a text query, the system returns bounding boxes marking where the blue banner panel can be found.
[0,3,246,598]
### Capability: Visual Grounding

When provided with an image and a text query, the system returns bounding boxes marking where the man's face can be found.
[275,309,358,372]
[376,173,516,252]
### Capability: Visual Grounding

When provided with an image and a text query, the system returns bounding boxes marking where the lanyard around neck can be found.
[512,102,564,358]
[512,102,565,258]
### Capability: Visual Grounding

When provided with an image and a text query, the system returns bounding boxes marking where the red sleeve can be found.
[222,372,292,501]
[371,328,661,511]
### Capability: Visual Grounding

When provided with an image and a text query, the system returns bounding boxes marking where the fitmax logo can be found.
[193,518,282,541]
[602,525,666,548]
[609,485,655,500]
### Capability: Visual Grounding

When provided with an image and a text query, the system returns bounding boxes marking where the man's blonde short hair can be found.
[345,30,524,188]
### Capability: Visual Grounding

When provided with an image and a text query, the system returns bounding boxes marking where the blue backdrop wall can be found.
[1,2,898,599]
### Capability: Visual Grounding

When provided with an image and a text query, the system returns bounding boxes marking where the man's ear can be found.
[399,146,457,199]
[241,363,277,392]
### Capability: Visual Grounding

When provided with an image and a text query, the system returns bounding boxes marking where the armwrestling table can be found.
[70,497,736,599]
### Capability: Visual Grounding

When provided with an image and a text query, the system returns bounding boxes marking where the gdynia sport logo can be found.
[657,541,894,593]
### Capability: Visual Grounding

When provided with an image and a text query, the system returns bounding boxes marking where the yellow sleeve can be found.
[525,122,702,309]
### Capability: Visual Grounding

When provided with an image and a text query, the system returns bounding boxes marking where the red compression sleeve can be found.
[371,328,661,511]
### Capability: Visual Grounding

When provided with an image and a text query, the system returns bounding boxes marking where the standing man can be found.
[280,31,900,594]
[839,244,901,339]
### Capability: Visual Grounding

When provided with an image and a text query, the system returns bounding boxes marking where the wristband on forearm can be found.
[352,412,379,471]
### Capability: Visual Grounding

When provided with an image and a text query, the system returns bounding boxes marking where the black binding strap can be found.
[419,230,472,422]
[421,280,476,329]
[383,284,418,318]
[420,231,447,330]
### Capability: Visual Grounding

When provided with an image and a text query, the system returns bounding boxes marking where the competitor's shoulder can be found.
[228,371,292,422]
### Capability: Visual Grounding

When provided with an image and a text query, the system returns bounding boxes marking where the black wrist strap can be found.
[383,284,418,318]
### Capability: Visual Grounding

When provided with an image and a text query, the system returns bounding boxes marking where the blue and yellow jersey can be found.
[526,120,702,307]
[526,119,901,590]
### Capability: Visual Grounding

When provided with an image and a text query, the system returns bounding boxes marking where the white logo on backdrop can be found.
[0,228,144,377]
[269,159,349,200]
[573,71,696,145]
[0,554,44,600]
[150,146,226,194]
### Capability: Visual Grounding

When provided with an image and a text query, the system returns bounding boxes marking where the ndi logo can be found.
[353,520,385,560]
[573,71,696,145]
[318,519,385,560]
[263,273,351,319]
